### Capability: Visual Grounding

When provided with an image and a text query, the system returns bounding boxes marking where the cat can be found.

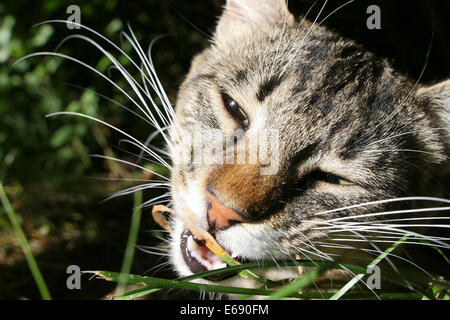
[19,0,448,296]
[166,0,450,292]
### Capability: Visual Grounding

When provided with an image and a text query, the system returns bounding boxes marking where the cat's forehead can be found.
[211,24,340,69]
[207,24,390,106]
[204,25,400,127]
[179,20,421,176]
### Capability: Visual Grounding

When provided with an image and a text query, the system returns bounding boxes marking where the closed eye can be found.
[221,92,249,129]
[324,173,355,186]
[293,170,356,191]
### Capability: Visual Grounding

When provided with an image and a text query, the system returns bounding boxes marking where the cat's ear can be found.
[416,79,450,150]
[214,0,295,40]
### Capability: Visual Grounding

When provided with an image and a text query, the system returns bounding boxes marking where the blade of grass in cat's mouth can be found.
[180,228,240,281]
[152,204,255,282]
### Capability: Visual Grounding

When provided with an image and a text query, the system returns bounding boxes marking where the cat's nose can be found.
[206,190,245,231]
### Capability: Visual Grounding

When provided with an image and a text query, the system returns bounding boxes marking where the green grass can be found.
[0,182,51,300]
[115,189,143,296]
[329,232,412,300]
[3,177,447,300]
[77,162,449,300]
[82,185,448,300]
[3,177,448,300]
[86,226,449,300]
[86,260,426,300]
[86,256,439,300]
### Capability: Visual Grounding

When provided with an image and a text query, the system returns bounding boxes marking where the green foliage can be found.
[0,182,51,299]
[0,0,217,299]
[2,0,447,300]
[0,0,213,182]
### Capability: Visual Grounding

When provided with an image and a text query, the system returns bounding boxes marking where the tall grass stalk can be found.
[329,232,412,300]
[0,182,51,300]
[116,189,143,295]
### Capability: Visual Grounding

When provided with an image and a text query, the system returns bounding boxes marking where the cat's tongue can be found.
[180,229,236,281]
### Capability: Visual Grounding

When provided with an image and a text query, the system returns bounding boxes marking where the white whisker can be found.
[318,0,355,26]
[313,206,450,225]
[312,196,450,217]
[89,154,170,181]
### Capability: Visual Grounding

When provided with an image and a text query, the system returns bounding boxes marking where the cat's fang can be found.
[186,234,224,270]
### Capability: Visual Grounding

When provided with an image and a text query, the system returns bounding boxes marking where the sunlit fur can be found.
[169,0,450,289]
[19,0,450,297]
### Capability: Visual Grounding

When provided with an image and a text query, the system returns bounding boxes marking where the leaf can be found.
[105,19,123,36]
[80,89,99,117]
[30,25,54,48]
[0,16,15,63]
[50,125,73,148]
[430,279,450,300]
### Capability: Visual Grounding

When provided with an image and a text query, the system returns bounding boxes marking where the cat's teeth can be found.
[187,235,198,252]
[217,262,227,269]
[186,234,225,270]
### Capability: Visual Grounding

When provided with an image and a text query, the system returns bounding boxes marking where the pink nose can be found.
[206,191,244,230]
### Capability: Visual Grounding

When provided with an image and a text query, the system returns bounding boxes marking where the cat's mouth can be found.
[180,228,240,281]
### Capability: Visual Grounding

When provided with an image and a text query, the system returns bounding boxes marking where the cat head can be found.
[167,0,449,283]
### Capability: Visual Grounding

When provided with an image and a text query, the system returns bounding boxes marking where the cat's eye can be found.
[325,173,354,186]
[221,93,249,129]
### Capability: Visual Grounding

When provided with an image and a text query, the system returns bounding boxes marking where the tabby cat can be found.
[166,0,450,290]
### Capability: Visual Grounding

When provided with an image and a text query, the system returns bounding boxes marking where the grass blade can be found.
[88,270,363,299]
[115,190,143,295]
[416,236,450,266]
[88,271,280,297]
[0,182,51,300]
[329,232,412,300]
[88,258,426,300]
[267,266,323,300]
[115,287,161,300]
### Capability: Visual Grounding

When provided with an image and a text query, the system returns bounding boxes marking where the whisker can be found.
[324,232,450,242]
[312,196,450,217]
[325,216,450,226]
[279,0,329,77]
[367,127,447,147]
[325,238,449,250]
[103,184,170,201]
[56,34,170,133]
[63,82,155,126]
[115,139,172,169]
[141,194,173,207]
[82,176,170,184]
[313,206,450,224]
[89,154,170,181]
[26,20,178,149]
[316,241,433,279]
[317,0,355,26]
[43,110,168,173]
[351,31,433,149]
[363,148,449,159]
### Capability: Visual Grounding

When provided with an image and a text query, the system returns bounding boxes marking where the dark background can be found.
[0,0,448,299]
